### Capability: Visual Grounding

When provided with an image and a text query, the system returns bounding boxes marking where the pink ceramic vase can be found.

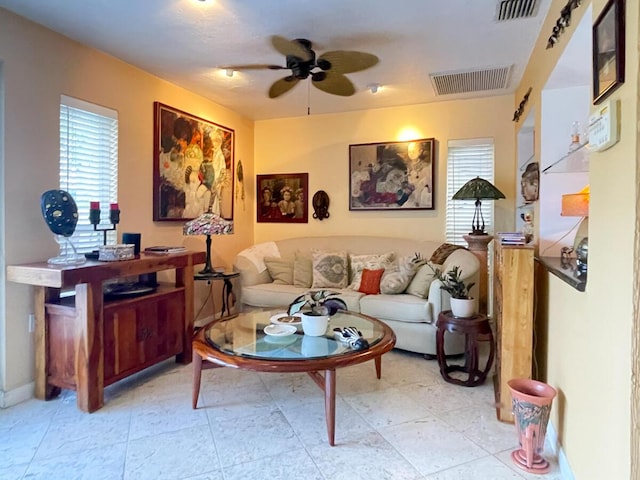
[507,378,557,475]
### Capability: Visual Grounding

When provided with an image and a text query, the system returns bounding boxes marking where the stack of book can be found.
[498,232,527,246]
[144,246,187,255]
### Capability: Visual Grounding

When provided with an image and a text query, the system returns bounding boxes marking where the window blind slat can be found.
[60,100,118,253]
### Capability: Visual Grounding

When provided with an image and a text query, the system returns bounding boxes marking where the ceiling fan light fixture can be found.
[225,68,234,77]
[368,83,381,94]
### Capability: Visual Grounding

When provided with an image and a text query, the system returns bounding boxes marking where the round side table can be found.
[436,311,495,387]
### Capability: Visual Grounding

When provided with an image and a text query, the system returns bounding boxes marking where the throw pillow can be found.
[406,262,441,298]
[263,256,294,285]
[380,254,421,294]
[429,243,466,265]
[293,252,313,288]
[311,250,348,289]
[348,252,395,290]
[358,268,384,295]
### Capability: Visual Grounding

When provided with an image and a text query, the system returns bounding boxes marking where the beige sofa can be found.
[233,236,480,356]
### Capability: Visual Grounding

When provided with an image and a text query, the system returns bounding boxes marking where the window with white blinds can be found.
[60,95,118,253]
[446,139,495,245]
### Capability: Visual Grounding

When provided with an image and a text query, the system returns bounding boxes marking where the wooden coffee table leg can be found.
[192,350,203,409]
[325,369,336,446]
[374,356,382,379]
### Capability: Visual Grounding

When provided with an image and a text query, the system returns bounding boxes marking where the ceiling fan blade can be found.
[271,35,312,61]
[317,51,379,74]
[312,71,355,97]
[220,64,286,71]
[269,76,300,98]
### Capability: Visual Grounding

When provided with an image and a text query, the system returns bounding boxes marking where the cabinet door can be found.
[104,291,185,384]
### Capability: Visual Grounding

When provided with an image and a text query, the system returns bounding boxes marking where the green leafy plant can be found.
[287,290,347,316]
[428,264,475,299]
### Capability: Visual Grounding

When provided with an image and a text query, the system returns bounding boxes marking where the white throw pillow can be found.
[311,250,348,288]
[380,254,420,294]
[405,262,441,298]
[348,252,395,290]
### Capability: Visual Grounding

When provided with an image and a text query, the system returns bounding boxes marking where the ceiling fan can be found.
[222,35,379,98]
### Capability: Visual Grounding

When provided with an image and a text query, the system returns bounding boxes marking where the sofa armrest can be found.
[427,278,452,322]
[233,255,272,287]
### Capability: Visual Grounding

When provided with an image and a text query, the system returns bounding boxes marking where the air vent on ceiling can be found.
[430,65,512,96]
[495,0,539,21]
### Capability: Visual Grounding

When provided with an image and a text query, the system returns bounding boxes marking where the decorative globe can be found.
[40,190,79,237]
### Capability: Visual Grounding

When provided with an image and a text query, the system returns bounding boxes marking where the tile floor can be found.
[1,350,562,480]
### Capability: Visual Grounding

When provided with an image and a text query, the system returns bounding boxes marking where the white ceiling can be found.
[0,0,554,120]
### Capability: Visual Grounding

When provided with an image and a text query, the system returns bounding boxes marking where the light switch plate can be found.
[588,99,619,152]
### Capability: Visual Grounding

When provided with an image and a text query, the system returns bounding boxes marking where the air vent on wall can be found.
[495,0,539,21]
[429,65,512,96]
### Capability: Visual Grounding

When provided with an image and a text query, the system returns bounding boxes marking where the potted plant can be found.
[428,264,477,317]
[288,290,347,336]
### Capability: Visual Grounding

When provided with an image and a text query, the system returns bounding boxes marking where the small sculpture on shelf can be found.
[40,190,85,265]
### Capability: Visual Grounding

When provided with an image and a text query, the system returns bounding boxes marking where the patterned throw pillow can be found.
[405,262,441,298]
[358,269,385,295]
[348,252,395,290]
[264,256,294,285]
[429,243,466,265]
[380,254,422,294]
[311,250,348,289]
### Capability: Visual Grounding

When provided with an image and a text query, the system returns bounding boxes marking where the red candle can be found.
[110,203,119,210]
[90,201,100,210]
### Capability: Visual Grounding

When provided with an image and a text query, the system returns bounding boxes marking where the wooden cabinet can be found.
[493,242,534,422]
[7,252,205,412]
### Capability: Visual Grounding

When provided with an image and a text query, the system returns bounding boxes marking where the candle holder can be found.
[89,204,120,246]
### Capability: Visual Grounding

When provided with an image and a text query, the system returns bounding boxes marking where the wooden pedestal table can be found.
[7,251,206,412]
[192,310,396,446]
[463,234,494,314]
[436,311,495,387]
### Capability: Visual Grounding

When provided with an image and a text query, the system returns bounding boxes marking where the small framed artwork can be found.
[257,173,309,223]
[153,102,234,221]
[592,0,625,105]
[349,138,435,211]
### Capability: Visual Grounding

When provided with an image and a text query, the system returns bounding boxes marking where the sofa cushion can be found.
[348,252,394,289]
[264,255,294,285]
[358,268,384,294]
[380,254,420,294]
[293,251,313,287]
[311,250,348,289]
[360,294,433,324]
[406,262,440,298]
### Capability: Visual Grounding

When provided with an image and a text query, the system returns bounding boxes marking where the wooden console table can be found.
[7,251,205,412]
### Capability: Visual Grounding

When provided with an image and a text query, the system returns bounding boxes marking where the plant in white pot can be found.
[428,264,477,318]
[287,290,347,336]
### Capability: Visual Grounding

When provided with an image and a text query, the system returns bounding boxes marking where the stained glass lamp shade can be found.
[183,209,233,277]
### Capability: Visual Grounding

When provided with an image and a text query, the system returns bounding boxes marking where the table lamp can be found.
[561,185,589,273]
[183,208,233,278]
[452,176,505,235]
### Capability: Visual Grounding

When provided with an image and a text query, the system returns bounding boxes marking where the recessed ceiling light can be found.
[368,83,381,94]
[225,69,234,77]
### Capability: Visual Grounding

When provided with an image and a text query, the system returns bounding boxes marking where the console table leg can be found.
[75,283,104,413]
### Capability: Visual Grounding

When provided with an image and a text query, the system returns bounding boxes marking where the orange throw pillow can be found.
[358,268,384,294]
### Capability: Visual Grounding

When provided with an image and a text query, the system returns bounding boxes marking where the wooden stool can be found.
[436,311,495,387]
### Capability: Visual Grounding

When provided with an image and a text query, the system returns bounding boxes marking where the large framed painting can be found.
[153,102,234,221]
[257,173,309,223]
[349,138,435,211]
[592,0,625,105]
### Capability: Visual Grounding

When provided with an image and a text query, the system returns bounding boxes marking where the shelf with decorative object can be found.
[542,141,589,174]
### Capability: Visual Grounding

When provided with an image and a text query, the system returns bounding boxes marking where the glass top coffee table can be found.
[192,309,396,446]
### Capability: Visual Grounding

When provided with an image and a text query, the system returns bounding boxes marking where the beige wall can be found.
[518,0,638,477]
[254,97,515,244]
[0,10,255,395]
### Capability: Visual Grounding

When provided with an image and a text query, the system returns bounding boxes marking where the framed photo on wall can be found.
[592,0,625,105]
[349,138,435,211]
[257,173,309,223]
[153,102,235,221]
